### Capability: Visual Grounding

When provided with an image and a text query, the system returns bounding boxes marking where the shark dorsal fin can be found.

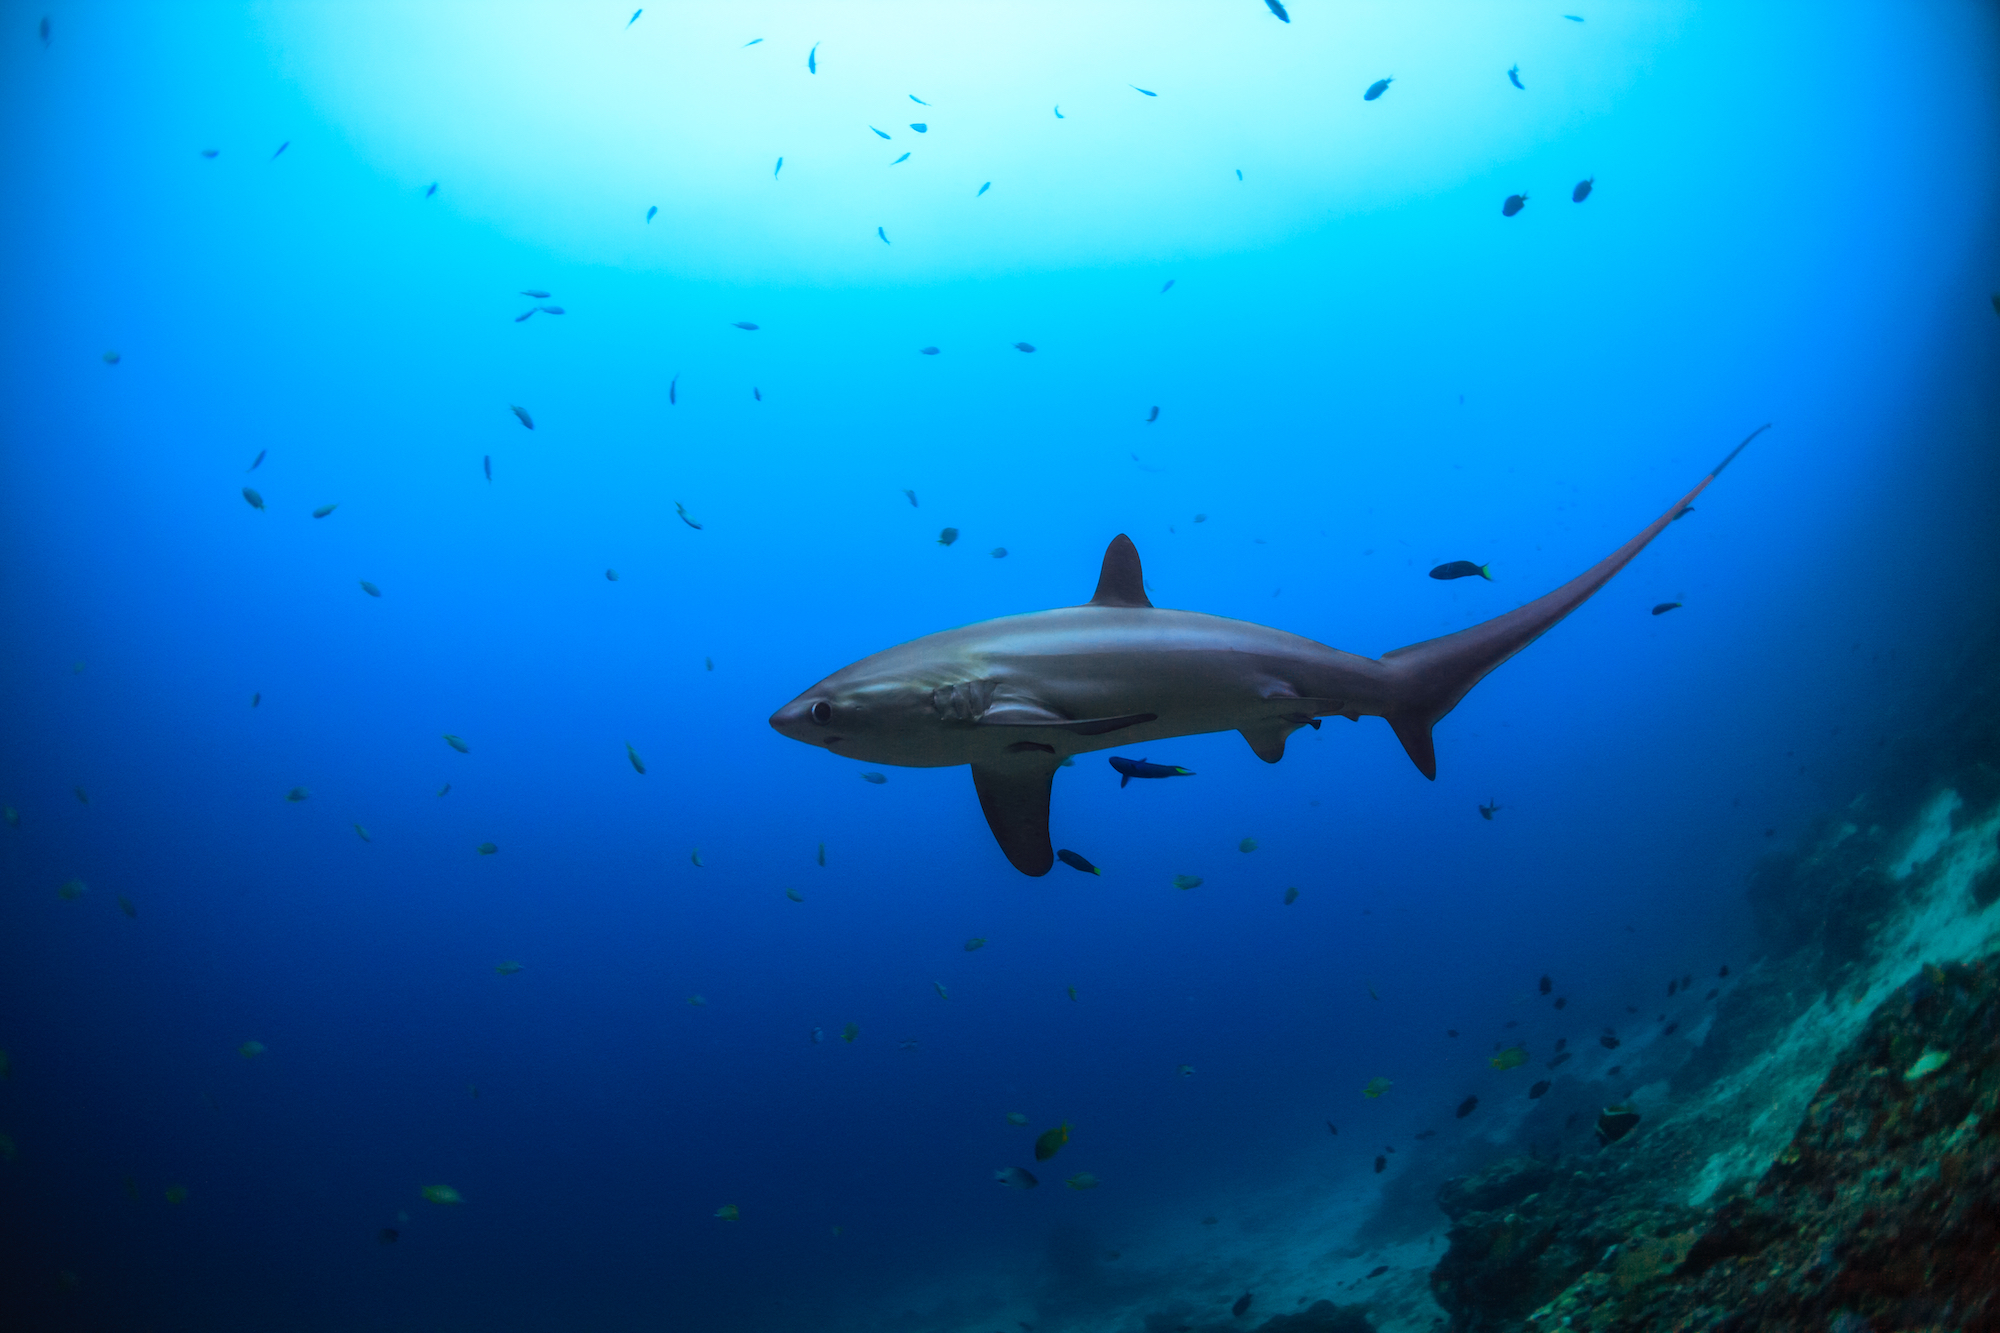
[1088,535,1153,609]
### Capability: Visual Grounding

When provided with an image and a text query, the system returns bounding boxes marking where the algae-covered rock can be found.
[1435,1156,1553,1220]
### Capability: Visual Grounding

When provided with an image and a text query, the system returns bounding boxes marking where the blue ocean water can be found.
[2,4,1996,1330]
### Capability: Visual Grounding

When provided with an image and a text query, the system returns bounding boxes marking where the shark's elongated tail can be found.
[1379,426,1766,779]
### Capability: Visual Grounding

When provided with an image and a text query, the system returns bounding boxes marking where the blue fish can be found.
[909,123,927,133]
[1266,0,1290,19]
[976,181,990,196]
[1507,65,1524,90]
[424,182,437,198]
[1131,85,1156,97]
[669,375,677,406]
[1053,105,1064,118]
[1108,756,1195,788]
[626,9,641,26]
[744,37,763,46]
[1056,849,1102,876]
[774,157,783,177]
[271,140,289,159]
[646,204,657,222]
[807,43,818,73]
[1235,169,1242,181]
[909,94,929,105]
[1161,279,1175,294]
[877,226,890,244]
[482,455,491,482]
[890,152,910,164]
[870,126,890,139]
[1565,14,1583,20]
[1364,78,1392,100]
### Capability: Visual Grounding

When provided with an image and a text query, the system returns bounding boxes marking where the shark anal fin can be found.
[971,761,1058,876]
[1087,535,1153,608]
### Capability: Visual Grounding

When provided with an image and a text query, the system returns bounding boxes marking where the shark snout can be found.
[770,695,841,746]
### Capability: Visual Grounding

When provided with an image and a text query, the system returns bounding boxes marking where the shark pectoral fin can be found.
[1240,724,1292,764]
[971,761,1058,876]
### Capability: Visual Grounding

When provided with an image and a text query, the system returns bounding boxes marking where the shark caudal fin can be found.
[1379,426,1765,779]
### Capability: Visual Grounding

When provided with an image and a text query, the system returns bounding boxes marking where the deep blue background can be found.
[2,4,1996,1330]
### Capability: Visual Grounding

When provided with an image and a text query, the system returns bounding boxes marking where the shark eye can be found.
[809,701,832,725]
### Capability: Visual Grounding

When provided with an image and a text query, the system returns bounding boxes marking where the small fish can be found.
[990,547,1008,559]
[443,734,469,754]
[1719,964,1730,977]
[1265,0,1290,19]
[704,657,714,671]
[1066,1173,1099,1190]
[165,1186,188,1204]
[1566,14,1584,20]
[1479,800,1500,820]
[810,1026,823,1043]
[1362,1077,1392,1099]
[976,182,990,196]
[675,502,702,530]
[1234,1293,1254,1318]
[690,848,703,867]
[271,141,289,159]
[58,878,87,900]
[1053,105,1064,118]
[242,487,266,511]
[377,1227,399,1244]
[311,504,337,519]
[1528,1079,1551,1099]
[909,123,927,133]
[878,226,890,244]
[898,1037,919,1051]
[626,9,641,27]
[903,489,919,506]
[1364,78,1392,100]
[934,981,948,999]
[114,892,137,918]
[753,387,761,401]
[1160,279,1175,294]
[1573,177,1594,203]
[841,1021,859,1042]
[495,960,523,975]
[75,787,89,804]
[1284,886,1299,905]
[1668,977,1679,996]
[1238,837,1258,853]
[1429,560,1491,581]
[520,290,551,298]
[623,743,645,775]
[2,807,15,827]
[1033,1122,1070,1160]
[1548,1051,1573,1070]
[733,322,759,331]
[1109,756,1195,787]
[774,158,782,177]
[515,307,537,321]
[286,787,309,802]
[1236,169,1242,180]
[39,15,49,45]
[1146,406,1159,422]
[1006,1111,1028,1125]
[1490,1045,1527,1070]
[436,783,451,797]
[785,886,804,902]
[807,43,818,73]
[963,937,987,952]
[1455,1095,1478,1118]
[1594,1105,1640,1146]
[936,527,958,546]
[604,569,619,582]
[1367,982,1379,1000]
[1067,985,1078,1001]
[1507,65,1524,90]
[540,305,564,315]
[1652,602,1683,616]
[1171,874,1203,890]
[1013,342,1036,353]
[510,405,534,429]
[1502,193,1528,217]
[238,1040,267,1059]
[247,449,267,471]
[1555,996,1568,1009]
[870,126,891,140]
[860,771,887,784]
[483,455,491,482]
[354,824,371,843]
[425,182,437,198]
[1056,849,1101,875]
[910,94,929,105]
[1539,975,1552,995]
[994,1166,1038,1189]
[1374,1156,1386,1174]
[889,152,909,166]
[689,994,707,1007]
[1130,85,1156,97]
[1203,1216,1219,1225]
[1904,1049,1951,1081]
[744,38,763,46]
[1599,1034,1621,1050]
[477,842,497,855]
[714,1204,739,1221]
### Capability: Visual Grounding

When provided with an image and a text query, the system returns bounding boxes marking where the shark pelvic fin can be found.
[971,760,1058,875]
[1087,535,1153,609]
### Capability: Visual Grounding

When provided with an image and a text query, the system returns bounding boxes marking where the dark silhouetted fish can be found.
[1455,1096,1478,1118]
[1595,1104,1640,1145]
[1507,65,1524,89]
[1014,342,1036,352]
[425,182,437,197]
[1373,1155,1385,1173]
[1573,177,1594,203]
[1539,975,1552,995]
[919,346,939,355]
[1430,560,1491,581]
[511,405,534,429]
[1502,194,1528,217]
[1479,800,1500,820]
[1056,848,1101,875]
[977,181,990,196]
[1147,406,1159,422]
[247,449,266,471]
[1266,0,1290,19]
[482,455,491,482]
[1131,85,1156,96]
[1109,756,1192,787]
[1364,78,1392,100]
[807,43,818,73]
[669,376,677,405]
[1366,1265,1389,1279]
[1528,1079,1550,1099]
[1233,1293,1253,1317]
[1652,602,1682,615]
[733,322,759,331]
